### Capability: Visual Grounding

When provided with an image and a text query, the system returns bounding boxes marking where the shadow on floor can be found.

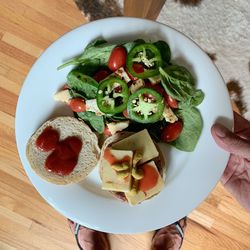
[227,79,246,114]
[174,0,202,6]
[74,0,122,21]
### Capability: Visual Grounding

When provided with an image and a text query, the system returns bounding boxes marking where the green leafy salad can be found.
[55,38,204,152]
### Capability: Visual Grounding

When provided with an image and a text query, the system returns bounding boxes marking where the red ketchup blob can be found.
[35,127,82,176]
[45,137,82,176]
[36,126,59,152]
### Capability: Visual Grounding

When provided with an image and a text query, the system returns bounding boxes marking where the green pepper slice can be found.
[126,43,163,79]
[127,88,164,123]
[96,77,129,114]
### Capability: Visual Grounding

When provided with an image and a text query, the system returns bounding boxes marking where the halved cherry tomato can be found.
[93,69,110,82]
[69,98,86,112]
[145,82,164,95]
[108,46,127,72]
[161,121,183,142]
[132,63,144,74]
[123,109,129,118]
[164,94,178,109]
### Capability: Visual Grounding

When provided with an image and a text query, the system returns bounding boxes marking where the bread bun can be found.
[26,116,100,185]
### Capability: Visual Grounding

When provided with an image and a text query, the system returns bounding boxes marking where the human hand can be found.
[211,112,250,212]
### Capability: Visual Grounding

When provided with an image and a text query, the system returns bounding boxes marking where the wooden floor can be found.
[0,1,249,249]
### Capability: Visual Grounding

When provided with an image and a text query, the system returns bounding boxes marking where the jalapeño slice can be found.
[96,77,129,114]
[128,88,164,123]
[126,43,163,79]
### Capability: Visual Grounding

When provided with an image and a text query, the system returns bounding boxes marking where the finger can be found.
[211,123,250,158]
[233,111,250,133]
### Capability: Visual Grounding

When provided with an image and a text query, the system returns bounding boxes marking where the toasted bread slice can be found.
[26,116,100,185]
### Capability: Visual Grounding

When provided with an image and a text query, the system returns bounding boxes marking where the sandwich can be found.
[26,116,100,185]
[99,129,166,205]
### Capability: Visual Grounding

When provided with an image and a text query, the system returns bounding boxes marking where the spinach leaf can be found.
[74,63,100,77]
[123,39,145,52]
[58,39,117,70]
[67,70,98,99]
[178,89,205,109]
[77,111,104,134]
[159,65,195,101]
[69,89,86,99]
[159,66,204,107]
[154,40,171,64]
[171,107,203,152]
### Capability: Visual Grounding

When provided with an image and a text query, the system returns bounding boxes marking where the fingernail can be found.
[214,123,228,138]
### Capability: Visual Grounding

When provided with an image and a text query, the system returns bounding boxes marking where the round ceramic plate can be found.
[16,17,233,234]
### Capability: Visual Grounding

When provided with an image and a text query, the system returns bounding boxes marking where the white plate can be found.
[16,17,233,234]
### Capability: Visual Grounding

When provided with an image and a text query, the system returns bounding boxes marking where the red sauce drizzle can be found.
[104,148,131,165]
[35,127,82,176]
[36,126,59,152]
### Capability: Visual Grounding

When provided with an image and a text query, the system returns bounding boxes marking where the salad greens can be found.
[58,39,144,70]
[77,111,105,134]
[153,40,171,65]
[67,70,98,99]
[170,107,203,152]
[57,38,204,152]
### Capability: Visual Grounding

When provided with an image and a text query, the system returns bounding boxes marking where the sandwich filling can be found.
[99,129,165,205]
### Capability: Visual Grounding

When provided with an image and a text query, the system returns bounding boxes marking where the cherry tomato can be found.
[93,69,110,82]
[108,46,127,72]
[132,63,144,74]
[145,82,164,95]
[69,98,86,112]
[164,93,178,109]
[123,109,129,118]
[161,121,183,142]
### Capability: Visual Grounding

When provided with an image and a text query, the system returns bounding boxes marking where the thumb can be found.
[211,123,250,158]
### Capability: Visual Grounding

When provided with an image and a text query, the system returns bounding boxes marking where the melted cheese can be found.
[100,149,133,192]
[112,129,159,164]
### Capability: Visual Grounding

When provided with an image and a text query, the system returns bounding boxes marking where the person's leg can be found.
[151,218,187,250]
[68,220,110,250]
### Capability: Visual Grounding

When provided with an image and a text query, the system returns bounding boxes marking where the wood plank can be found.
[0,146,29,184]
[0,51,31,75]
[0,75,21,96]
[0,242,17,250]
[2,32,43,58]
[0,205,32,229]
[23,7,72,35]
[0,40,36,68]
[0,16,52,49]
[0,5,59,41]
[6,69,26,87]
[0,87,17,116]
[19,0,85,28]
